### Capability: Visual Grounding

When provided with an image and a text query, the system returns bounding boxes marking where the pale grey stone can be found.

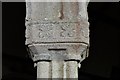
[66,61,78,78]
[37,61,51,78]
[52,61,64,78]
[25,1,90,79]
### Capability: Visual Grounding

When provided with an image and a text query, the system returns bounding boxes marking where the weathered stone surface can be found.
[37,61,51,78]
[28,43,88,62]
[52,61,64,78]
[25,21,89,45]
[66,61,78,78]
[25,1,89,79]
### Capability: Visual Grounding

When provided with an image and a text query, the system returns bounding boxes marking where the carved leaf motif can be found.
[38,24,54,38]
[60,24,76,37]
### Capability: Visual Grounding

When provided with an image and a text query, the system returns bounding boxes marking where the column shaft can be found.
[37,61,51,78]
[52,61,64,78]
[66,61,78,79]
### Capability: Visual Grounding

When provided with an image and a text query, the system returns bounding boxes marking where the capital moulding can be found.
[25,0,90,79]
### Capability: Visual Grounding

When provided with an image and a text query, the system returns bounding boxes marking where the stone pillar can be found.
[37,61,51,78]
[66,61,78,78]
[25,0,90,79]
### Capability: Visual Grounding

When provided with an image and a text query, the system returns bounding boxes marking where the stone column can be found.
[37,61,51,78]
[25,0,90,79]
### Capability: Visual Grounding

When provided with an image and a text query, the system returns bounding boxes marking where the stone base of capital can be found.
[27,43,89,62]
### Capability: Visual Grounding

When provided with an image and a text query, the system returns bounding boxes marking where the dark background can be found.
[2,2,120,80]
